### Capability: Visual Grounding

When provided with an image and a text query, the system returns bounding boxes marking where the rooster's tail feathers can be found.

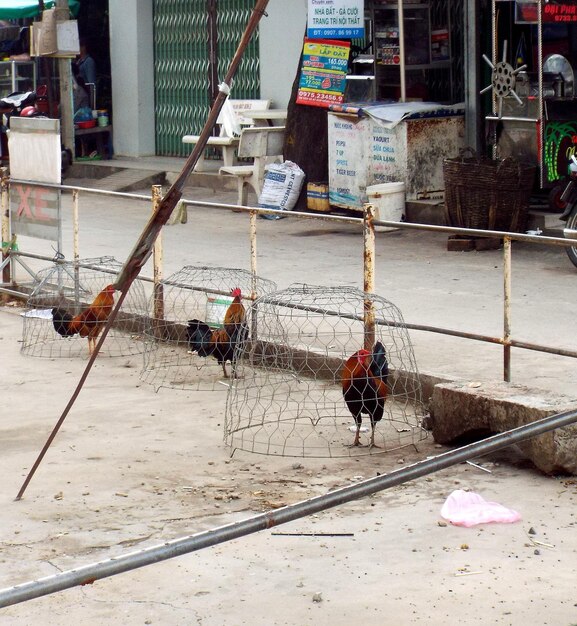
[371,341,389,383]
[187,319,214,357]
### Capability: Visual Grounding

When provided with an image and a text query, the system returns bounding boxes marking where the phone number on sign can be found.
[297,90,342,102]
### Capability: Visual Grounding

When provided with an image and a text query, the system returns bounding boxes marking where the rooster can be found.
[341,341,389,448]
[187,288,248,378]
[51,284,116,355]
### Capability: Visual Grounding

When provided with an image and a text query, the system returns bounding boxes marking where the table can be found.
[75,124,113,159]
[242,109,288,127]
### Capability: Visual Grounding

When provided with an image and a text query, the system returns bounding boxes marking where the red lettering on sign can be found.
[15,184,33,218]
[34,188,50,221]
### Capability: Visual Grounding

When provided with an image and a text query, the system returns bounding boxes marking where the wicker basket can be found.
[443,151,536,233]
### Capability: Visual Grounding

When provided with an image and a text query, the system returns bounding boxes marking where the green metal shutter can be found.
[153,0,260,157]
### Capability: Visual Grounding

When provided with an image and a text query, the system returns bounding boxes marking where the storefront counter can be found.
[327,102,465,211]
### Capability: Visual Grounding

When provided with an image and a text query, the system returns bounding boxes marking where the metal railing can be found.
[2,178,577,384]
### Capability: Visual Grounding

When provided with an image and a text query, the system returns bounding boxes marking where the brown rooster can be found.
[187,287,248,378]
[52,284,116,355]
[342,341,389,448]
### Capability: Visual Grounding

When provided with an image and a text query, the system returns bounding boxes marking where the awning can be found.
[0,1,80,19]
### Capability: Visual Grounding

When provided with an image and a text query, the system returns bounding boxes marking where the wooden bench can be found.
[182,99,271,171]
[219,126,285,206]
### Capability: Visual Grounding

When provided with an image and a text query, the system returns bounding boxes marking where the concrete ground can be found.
[1,157,577,624]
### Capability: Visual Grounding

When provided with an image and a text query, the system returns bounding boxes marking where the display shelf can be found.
[0,61,37,99]
[372,3,452,102]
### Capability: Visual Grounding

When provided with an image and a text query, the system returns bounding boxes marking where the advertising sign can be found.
[542,0,577,22]
[10,184,61,242]
[544,120,577,182]
[307,0,364,39]
[297,38,350,108]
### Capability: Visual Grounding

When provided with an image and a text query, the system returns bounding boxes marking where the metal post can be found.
[398,0,406,103]
[503,236,512,382]
[1,167,10,285]
[72,189,80,307]
[249,209,258,341]
[465,0,481,152]
[72,189,79,262]
[249,209,257,300]
[2,407,577,608]
[537,0,544,188]
[363,203,376,351]
[152,185,164,323]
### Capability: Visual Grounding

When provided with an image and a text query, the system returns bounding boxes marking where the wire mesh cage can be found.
[225,284,428,458]
[21,257,149,358]
[140,266,277,391]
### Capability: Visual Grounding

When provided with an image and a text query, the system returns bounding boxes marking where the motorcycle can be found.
[0,89,71,174]
[559,155,577,268]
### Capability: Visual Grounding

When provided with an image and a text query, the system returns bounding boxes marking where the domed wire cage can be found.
[21,256,149,358]
[140,266,277,391]
[225,284,428,458]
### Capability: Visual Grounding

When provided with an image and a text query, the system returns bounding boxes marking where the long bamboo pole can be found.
[15,0,271,500]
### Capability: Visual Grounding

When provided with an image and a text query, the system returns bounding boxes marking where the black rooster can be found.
[342,340,389,448]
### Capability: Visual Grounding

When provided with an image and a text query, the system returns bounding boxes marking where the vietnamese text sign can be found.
[543,0,577,22]
[10,184,61,241]
[307,0,364,39]
[297,39,350,108]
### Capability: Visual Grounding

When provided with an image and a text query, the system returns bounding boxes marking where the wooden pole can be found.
[15,0,271,500]
[55,1,74,158]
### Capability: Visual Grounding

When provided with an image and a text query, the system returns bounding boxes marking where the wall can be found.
[109,0,155,157]
[259,0,307,108]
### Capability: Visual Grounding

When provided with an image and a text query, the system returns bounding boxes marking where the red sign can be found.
[543,1,577,22]
[10,184,60,242]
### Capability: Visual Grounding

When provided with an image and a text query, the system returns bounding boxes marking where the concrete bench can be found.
[219,126,285,206]
[182,99,271,171]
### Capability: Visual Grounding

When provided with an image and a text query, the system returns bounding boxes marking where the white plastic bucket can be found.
[366,182,405,232]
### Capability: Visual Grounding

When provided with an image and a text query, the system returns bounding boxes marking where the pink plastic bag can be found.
[441,489,521,527]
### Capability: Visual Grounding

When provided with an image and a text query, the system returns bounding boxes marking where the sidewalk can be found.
[62,155,567,234]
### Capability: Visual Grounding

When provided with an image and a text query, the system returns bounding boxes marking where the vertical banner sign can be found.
[308,0,364,39]
[297,38,351,108]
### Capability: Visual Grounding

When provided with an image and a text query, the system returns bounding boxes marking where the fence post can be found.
[249,209,258,341]
[1,167,10,285]
[363,203,376,351]
[72,189,80,306]
[152,185,164,324]
[503,236,512,382]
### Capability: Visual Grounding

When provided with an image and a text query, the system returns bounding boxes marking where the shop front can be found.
[322,0,465,214]
[484,0,577,200]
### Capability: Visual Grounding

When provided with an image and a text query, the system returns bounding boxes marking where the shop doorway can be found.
[153,0,260,157]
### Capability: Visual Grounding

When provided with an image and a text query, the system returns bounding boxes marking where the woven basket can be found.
[443,150,536,233]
